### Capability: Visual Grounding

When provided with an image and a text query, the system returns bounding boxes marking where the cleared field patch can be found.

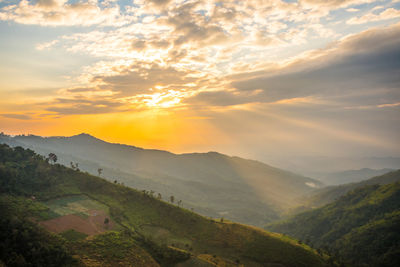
[39,209,114,235]
[39,195,117,236]
[44,195,107,218]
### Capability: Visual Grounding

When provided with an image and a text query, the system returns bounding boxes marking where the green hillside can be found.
[0,133,322,226]
[293,170,400,212]
[0,144,328,266]
[266,180,400,267]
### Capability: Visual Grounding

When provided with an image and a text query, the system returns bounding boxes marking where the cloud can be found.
[300,0,375,8]
[347,8,400,24]
[0,0,129,26]
[91,61,200,96]
[2,0,399,117]
[187,23,400,108]
[45,97,124,115]
[1,113,33,120]
[36,40,59,50]
[185,90,252,107]
[148,0,173,7]
[346,8,360,12]
[0,0,399,160]
[377,102,400,108]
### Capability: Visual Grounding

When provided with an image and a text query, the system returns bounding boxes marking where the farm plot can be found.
[38,195,117,236]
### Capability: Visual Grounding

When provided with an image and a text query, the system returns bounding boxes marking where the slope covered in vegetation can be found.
[0,133,322,226]
[294,170,400,211]
[0,195,78,266]
[0,144,328,267]
[267,180,400,267]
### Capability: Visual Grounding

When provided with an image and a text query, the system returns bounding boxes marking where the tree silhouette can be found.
[170,195,175,203]
[69,162,79,171]
[157,193,162,200]
[48,153,57,164]
[97,168,103,176]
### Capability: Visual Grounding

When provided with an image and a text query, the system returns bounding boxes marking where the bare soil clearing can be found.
[39,209,114,235]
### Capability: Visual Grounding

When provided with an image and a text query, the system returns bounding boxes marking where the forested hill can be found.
[0,133,322,226]
[0,144,328,267]
[296,170,400,210]
[266,176,400,267]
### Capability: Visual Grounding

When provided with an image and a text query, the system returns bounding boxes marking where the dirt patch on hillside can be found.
[39,209,114,235]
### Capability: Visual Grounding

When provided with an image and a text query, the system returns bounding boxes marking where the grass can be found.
[72,231,160,267]
[46,169,328,266]
[44,195,110,218]
[60,229,88,242]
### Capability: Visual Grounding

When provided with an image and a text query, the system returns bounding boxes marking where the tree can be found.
[157,193,162,200]
[104,218,109,224]
[170,195,175,203]
[70,162,79,171]
[48,153,57,164]
[97,168,103,176]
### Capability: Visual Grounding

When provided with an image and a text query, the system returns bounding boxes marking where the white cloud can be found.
[347,8,400,24]
[36,40,59,50]
[0,0,131,26]
[346,8,360,12]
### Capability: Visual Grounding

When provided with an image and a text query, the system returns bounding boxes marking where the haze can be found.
[0,0,399,171]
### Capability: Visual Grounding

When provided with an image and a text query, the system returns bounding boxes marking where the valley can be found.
[0,133,322,226]
[0,144,328,266]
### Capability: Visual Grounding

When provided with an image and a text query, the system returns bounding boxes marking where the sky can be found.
[0,0,399,165]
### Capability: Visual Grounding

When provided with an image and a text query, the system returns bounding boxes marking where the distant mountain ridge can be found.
[313,168,395,185]
[0,144,328,267]
[0,133,323,226]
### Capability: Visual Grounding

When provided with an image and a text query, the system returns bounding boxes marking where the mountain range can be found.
[1,135,399,266]
[309,168,395,185]
[0,133,322,226]
[0,144,328,266]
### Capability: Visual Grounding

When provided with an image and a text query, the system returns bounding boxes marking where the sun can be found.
[142,90,185,109]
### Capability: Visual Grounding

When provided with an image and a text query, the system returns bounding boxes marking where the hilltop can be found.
[0,144,328,266]
[0,133,322,226]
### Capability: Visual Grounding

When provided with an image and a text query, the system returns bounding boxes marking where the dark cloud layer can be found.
[94,62,196,96]
[46,98,123,115]
[188,24,400,108]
